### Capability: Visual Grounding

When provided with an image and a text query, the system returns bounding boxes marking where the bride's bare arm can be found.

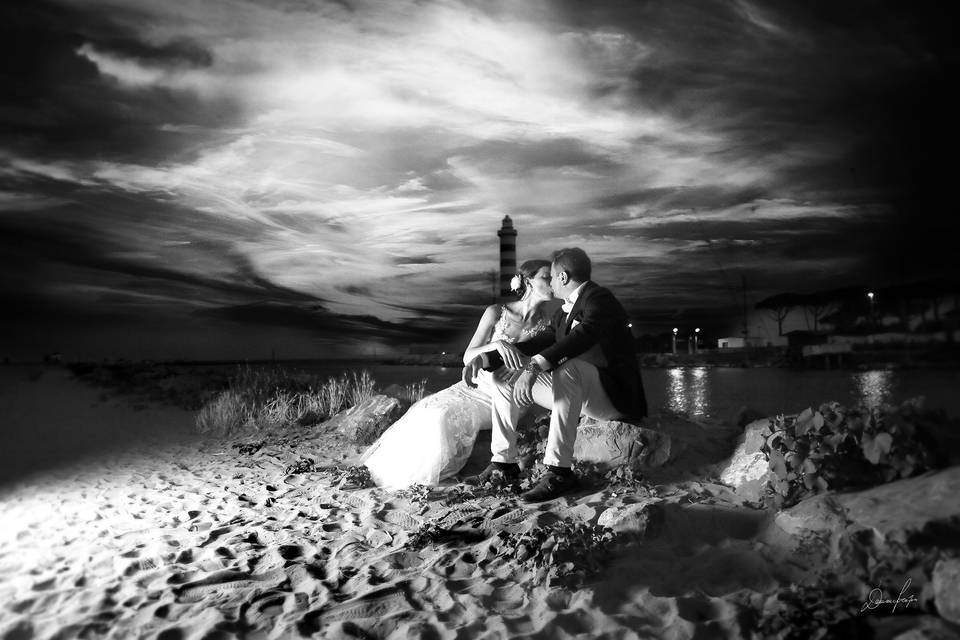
[462,304,502,365]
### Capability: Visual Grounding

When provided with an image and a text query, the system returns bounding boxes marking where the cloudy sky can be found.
[1,0,956,360]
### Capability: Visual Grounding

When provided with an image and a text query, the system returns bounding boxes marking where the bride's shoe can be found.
[462,462,520,486]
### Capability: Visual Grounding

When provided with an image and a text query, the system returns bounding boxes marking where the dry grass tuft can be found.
[195,366,378,436]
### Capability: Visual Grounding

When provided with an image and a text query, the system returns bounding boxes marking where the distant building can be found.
[717,336,787,349]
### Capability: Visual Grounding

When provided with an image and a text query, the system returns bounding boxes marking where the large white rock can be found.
[573,419,671,469]
[325,394,405,445]
[717,418,774,502]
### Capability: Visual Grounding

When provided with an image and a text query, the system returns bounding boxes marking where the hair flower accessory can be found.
[509,274,522,292]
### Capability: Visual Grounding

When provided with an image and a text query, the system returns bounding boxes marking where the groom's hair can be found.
[552,247,591,282]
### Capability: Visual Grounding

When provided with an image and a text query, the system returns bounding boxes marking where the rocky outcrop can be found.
[932,558,960,624]
[760,466,960,583]
[716,418,773,502]
[573,419,671,469]
[325,394,405,445]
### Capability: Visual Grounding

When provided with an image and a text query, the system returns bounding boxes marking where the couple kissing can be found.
[361,247,647,503]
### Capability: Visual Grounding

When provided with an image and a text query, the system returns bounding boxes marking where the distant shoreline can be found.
[8,343,960,371]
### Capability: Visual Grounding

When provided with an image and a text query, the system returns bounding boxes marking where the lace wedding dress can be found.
[360,306,551,490]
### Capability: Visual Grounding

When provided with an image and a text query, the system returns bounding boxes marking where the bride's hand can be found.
[462,355,482,388]
[494,341,525,370]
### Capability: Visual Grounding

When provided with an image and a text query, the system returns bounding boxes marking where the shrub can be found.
[760,400,945,509]
[395,379,427,405]
[258,391,298,428]
[194,365,379,436]
[338,465,375,489]
[195,389,254,435]
[502,519,618,584]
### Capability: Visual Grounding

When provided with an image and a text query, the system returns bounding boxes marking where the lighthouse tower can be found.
[497,215,517,298]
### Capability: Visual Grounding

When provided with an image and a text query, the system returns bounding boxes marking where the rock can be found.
[573,419,671,469]
[833,466,960,540]
[597,499,665,537]
[757,493,855,581]
[760,467,960,581]
[716,418,773,501]
[325,394,405,445]
[932,557,960,624]
[773,493,849,539]
[883,616,960,640]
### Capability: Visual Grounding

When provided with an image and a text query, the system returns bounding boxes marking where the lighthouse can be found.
[497,215,517,298]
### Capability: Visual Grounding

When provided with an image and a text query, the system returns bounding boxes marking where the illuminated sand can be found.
[0,368,954,638]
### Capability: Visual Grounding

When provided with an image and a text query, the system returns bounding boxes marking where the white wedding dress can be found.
[360,306,551,490]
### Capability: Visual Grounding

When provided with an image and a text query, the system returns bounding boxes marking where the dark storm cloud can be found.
[594,185,768,215]
[0,1,240,164]
[393,255,439,265]
[0,199,327,316]
[564,0,957,299]
[603,212,893,299]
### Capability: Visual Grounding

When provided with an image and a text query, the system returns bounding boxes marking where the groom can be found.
[463,247,647,502]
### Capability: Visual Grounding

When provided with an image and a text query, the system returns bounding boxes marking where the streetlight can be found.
[867,291,875,327]
[672,327,678,355]
[694,327,700,354]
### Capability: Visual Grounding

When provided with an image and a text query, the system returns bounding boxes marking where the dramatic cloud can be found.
[1,0,955,359]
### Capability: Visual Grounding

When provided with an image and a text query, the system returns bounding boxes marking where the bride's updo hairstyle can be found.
[511,259,551,298]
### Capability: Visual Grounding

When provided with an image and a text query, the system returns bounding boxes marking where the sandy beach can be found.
[1,366,957,639]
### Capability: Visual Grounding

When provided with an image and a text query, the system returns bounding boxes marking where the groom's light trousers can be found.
[490,358,620,468]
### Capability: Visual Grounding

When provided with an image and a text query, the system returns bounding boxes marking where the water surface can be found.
[293,362,959,422]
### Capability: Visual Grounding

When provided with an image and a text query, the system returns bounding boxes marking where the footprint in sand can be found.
[479,507,529,534]
[31,577,57,591]
[156,627,184,640]
[241,590,288,628]
[298,582,416,631]
[2,620,35,640]
[382,509,423,530]
[173,568,287,603]
[336,491,379,513]
[277,544,304,560]
[285,563,327,595]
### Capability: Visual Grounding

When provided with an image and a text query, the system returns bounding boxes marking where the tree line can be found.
[755,278,960,336]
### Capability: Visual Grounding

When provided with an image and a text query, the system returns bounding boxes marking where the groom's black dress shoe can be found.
[521,467,579,503]
[463,462,520,486]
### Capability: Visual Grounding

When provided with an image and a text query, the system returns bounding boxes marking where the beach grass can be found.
[195,365,380,435]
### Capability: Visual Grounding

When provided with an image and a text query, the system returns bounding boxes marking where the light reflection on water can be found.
[853,370,894,410]
[659,366,921,421]
[667,366,709,417]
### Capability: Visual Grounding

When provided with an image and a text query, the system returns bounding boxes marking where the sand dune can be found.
[0,367,955,638]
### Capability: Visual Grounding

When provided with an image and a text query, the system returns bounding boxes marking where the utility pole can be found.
[741,274,749,338]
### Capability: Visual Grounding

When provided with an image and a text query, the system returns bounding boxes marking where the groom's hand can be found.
[462,356,482,388]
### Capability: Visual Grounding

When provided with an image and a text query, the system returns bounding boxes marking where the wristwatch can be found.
[522,360,542,374]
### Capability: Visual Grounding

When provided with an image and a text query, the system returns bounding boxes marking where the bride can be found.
[360,259,559,490]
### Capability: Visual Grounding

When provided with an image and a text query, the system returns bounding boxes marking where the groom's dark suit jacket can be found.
[487,281,648,420]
